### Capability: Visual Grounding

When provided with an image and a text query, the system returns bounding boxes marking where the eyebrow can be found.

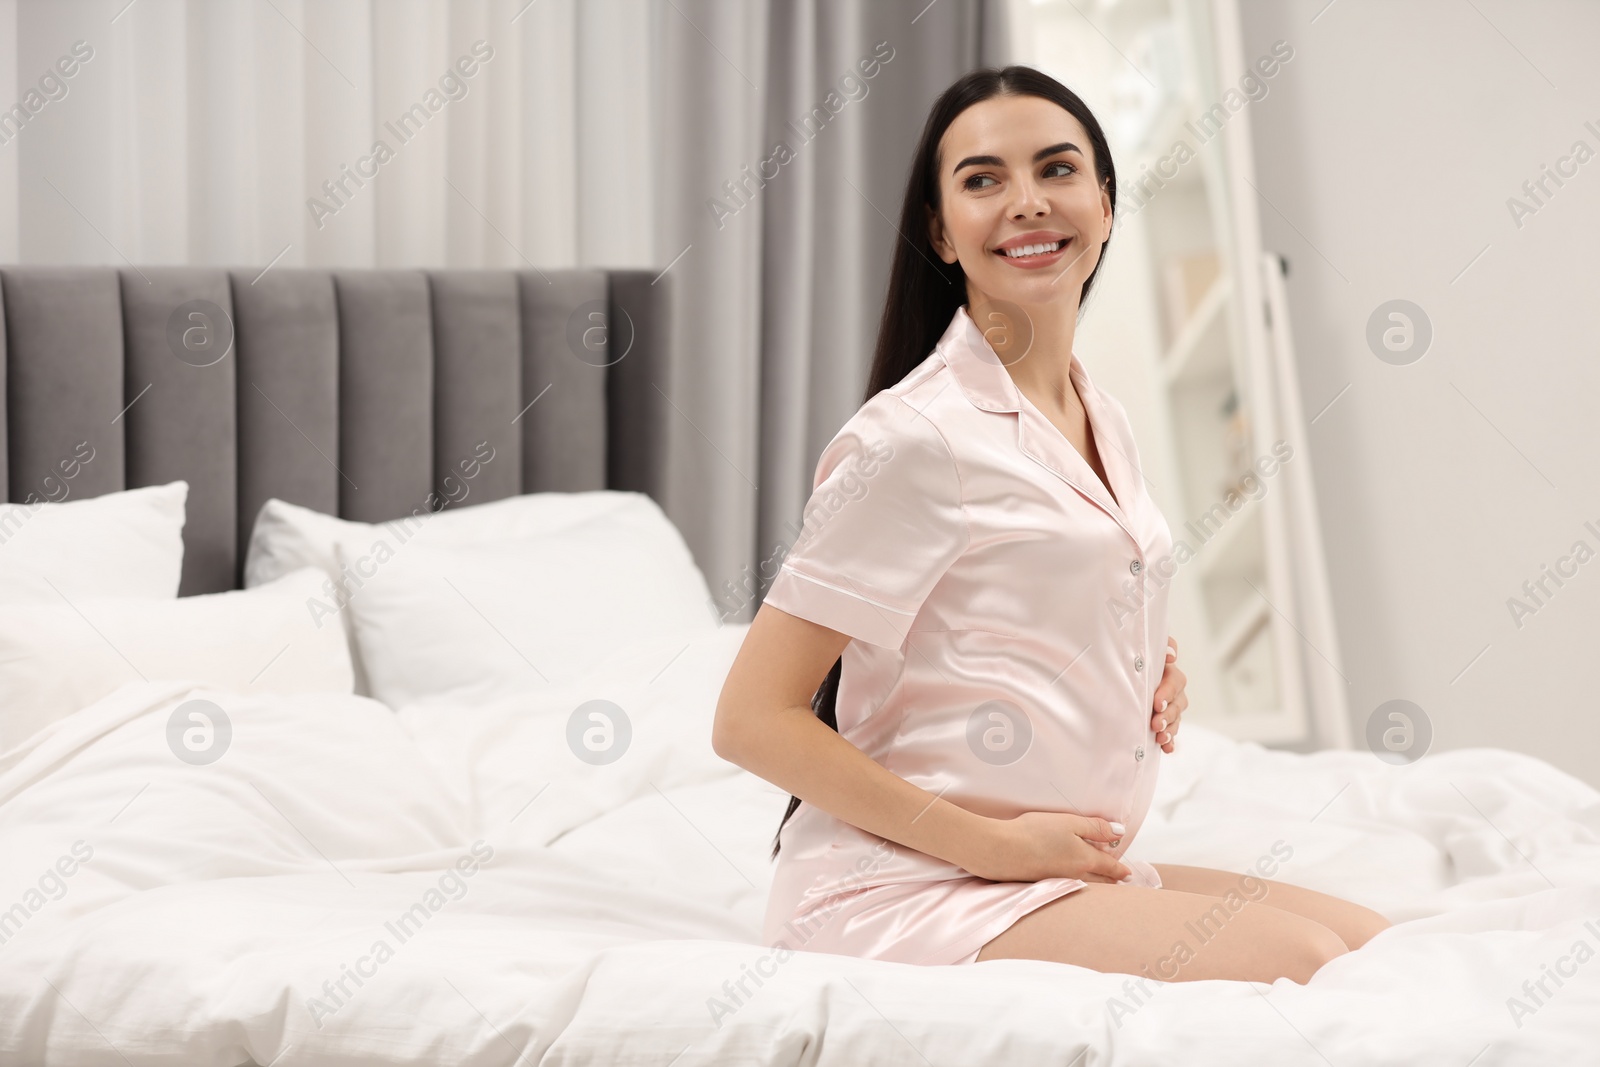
[953,142,1082,174]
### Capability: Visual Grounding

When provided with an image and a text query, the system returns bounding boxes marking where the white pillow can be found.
[0,481,187,604]
[334,509,719,710]
[244,490,667,587]
[0,567,354,752]
[243,491,714,697]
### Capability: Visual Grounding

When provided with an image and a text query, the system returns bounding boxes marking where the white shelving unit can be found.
[1020,0,1351,750]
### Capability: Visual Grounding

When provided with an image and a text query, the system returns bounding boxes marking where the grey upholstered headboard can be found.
[0,267,668,595]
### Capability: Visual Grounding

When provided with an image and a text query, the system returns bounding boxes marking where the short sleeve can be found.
[763,393,967,650]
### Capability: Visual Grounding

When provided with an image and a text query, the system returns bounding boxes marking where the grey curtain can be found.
[653,0,1012,624]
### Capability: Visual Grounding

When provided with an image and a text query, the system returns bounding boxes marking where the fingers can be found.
[1159,704,1182,752]
[1157,702,1184,749]
[1152,693,1185,751]
[1076,818,1127,880]
[1076,821,1133,880]
[1152,664,1188,739]
[1076,842,1132,882]
[1100,855,1133,882]
[1151,665,1186,715]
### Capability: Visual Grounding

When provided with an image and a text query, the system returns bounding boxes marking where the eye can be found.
[961,160,1076,192]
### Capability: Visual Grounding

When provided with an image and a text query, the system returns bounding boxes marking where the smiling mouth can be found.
[996,238,1069,260]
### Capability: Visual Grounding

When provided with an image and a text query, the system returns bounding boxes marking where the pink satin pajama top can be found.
[760,303,1176,967]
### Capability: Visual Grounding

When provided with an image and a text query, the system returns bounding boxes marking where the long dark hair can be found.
[769,65,1119,861]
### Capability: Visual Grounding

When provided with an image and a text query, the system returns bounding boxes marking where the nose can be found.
[1006,172,1049,219]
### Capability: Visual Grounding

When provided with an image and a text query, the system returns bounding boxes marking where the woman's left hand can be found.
[1151,635,1187,753]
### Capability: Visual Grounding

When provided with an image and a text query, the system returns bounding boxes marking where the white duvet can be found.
[2,623,1598,1066]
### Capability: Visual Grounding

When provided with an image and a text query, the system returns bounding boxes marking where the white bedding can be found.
[2,622,1598,1066]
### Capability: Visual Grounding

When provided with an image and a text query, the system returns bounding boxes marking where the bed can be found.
[1,266,1597,1066]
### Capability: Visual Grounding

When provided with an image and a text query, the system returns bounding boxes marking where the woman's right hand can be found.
[964,811,1133,884]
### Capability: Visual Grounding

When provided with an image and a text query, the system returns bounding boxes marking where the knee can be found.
[1284,924,1348,984]
[1344,908,1393,951]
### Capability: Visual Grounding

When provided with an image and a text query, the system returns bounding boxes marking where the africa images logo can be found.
[305,840,494,1028]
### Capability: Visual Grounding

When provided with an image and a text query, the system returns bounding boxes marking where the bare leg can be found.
[1151,863,1392,950]
[972,883,1348,983]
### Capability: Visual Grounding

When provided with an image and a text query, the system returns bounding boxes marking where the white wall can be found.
[1239,0,1600,787]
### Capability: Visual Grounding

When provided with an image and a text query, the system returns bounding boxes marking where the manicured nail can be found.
[1110,821,1126,835]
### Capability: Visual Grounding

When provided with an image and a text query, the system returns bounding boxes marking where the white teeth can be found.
[1002,239,1064,258]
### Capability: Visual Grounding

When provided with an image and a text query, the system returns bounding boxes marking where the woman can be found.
[711,65,1388,983]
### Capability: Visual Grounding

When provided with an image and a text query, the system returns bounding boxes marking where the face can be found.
[926,94,1112,315]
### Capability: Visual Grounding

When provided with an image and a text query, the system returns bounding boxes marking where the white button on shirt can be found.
[760,303,1176,967]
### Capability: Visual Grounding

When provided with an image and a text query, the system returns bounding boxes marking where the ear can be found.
[926,205,958,265]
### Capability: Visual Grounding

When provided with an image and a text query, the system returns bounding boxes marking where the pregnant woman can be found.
[712,65,1388,983]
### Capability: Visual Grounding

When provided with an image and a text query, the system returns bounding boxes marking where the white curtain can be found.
[0,0,658,270]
